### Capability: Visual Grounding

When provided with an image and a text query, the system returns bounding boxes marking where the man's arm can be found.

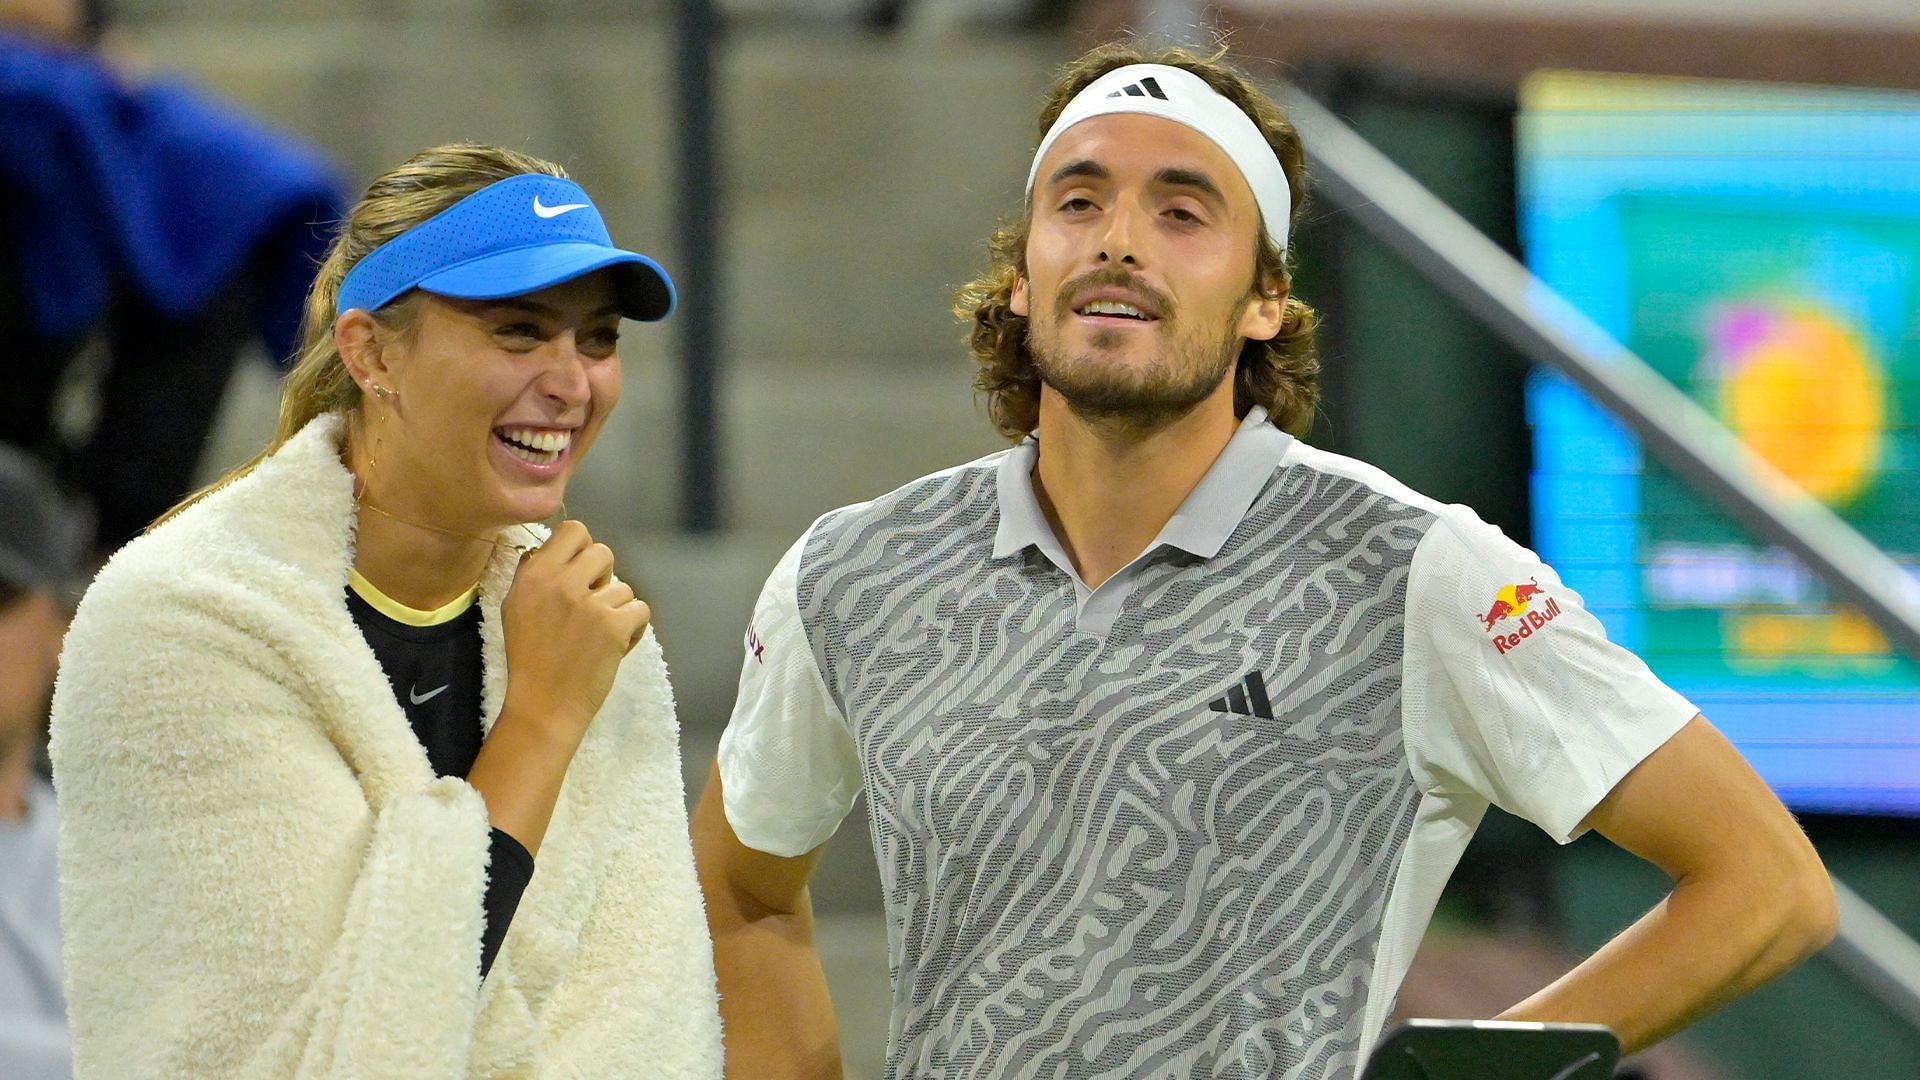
[691,760,843,1080]
[1497,714,1838,1052]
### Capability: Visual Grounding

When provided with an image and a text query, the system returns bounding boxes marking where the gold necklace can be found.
[348,424,553,558]
[356,499,548,557]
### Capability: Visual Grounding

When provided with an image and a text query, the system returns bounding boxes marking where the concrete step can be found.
[127,24,1061,367]
[124,21,681,230]
[117,0,677,26]
[722,33,1060,361]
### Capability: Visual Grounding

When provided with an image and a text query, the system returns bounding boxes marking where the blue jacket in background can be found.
[0,32,344,363]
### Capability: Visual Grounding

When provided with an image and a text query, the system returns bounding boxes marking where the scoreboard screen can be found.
[1518,70,1920,815]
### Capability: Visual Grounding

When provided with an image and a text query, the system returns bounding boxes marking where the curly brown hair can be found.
[955,42,1320,439]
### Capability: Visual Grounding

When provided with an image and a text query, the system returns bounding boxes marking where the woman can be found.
[50,145,723,1077]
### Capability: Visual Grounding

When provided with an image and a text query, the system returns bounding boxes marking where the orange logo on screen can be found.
[1711,301,1885,506]
[1481,579,1560,654]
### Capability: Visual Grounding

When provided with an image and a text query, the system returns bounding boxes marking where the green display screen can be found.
[1519,71,1920,814]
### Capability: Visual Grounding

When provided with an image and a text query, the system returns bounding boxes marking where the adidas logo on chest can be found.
[1208,671,1274,720]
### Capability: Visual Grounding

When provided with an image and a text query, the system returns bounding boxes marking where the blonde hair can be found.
[153,144,568,529]
[955,42,1321,439]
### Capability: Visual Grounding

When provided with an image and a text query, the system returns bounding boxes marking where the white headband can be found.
[1024,63,1291,252]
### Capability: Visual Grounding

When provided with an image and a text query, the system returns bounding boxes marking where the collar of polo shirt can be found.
[993,406,1293,567]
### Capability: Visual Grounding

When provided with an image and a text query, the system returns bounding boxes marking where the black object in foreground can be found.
[1360,1019,1620,1079]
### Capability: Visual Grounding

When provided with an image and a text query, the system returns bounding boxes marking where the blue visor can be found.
[335,174,675,321]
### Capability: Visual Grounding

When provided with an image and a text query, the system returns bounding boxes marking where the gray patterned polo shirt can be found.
[718,407,1695,1079]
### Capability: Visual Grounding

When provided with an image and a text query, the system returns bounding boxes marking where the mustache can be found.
[1051,268,1174,320]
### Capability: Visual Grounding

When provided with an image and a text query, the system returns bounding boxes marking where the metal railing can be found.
[673,0,725,533]
[1267,77,1920,1030]
[1831,880,1920,1032]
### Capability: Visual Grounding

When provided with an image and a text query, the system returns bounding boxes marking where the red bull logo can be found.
[1481,577,1560,654]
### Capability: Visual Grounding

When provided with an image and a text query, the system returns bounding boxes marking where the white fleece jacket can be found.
[50,415,723,1078]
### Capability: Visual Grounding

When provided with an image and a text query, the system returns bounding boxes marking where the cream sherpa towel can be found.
[51,415,723,1078]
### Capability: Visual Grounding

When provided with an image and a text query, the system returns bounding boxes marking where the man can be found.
[0,446,82,1080]
[693,43,1836,1080]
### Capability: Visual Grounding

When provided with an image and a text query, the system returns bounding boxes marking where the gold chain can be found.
[355,498,551,558]
[353,401,555,558]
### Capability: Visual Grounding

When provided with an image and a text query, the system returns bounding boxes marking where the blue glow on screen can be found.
[1517,72,1920,815]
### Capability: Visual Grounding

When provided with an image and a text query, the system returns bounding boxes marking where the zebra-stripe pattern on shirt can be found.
[798,456,1437,1080]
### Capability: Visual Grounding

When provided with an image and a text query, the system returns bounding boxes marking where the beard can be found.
[1027,271,1241,432]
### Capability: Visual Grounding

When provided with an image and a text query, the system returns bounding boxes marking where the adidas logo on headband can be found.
[1108,76,1168,100]
[1025,63,1293,251]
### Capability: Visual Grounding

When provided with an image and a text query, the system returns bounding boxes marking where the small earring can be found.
[371,384,396,401]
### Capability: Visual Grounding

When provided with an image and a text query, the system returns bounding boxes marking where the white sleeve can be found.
[1402,508,1699,844]
[716,531,863,858]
